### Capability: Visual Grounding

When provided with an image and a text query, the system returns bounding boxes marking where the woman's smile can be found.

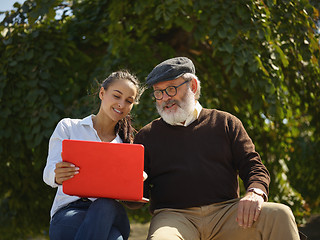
[113,107,123,114]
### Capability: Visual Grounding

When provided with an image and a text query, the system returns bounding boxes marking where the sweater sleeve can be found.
[134,130,151,199]
[228,116,270,196]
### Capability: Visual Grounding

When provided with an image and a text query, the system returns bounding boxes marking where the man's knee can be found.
[148,226,182,240]
[147,210,199,240]
[261,202,295,222]
[148,211,183,240]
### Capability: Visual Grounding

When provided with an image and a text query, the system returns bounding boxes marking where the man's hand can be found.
[236,191,264,228]
[54,162,79,185]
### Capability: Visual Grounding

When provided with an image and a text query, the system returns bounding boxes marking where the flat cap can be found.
[146,57,195,86]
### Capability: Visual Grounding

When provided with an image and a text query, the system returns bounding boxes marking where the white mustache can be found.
[161,99,181,109]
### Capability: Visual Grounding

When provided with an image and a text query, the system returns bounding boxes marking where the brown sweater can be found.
[134,108,270,212]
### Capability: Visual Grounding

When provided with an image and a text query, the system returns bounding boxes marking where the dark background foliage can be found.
[1,0,319,238]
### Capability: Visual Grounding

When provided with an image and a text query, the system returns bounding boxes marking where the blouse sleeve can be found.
[43,119,71,188]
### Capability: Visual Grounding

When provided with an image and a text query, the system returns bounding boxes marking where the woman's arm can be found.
[43,119,78,187]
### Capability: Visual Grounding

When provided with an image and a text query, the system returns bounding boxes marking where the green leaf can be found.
[231,78,237,88]
[233,64,243,77]
[25,49,34,60]
[255,56,269,76]
[217,28,227,39]
[39,71,50,80]
[274,45,289,67]
[223,41,234,54]
[210,14,220,26]
[8,61,17,66]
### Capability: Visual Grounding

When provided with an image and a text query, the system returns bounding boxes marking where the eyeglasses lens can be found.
[166,86,177,97]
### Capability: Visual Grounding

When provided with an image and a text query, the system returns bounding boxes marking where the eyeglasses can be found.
[152,80,189,100]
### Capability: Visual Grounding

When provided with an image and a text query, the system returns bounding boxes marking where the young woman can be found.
[43,70,144,240]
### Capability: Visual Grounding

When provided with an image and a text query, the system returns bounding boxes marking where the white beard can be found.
[156,88,196,125]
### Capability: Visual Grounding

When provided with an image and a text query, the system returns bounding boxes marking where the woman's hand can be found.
[143,171,148,181]
[54,162,79,185]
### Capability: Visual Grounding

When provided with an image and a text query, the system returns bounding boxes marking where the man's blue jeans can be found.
[49,198,130,240]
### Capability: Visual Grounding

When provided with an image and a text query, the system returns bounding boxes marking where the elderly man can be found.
[134,57,304,240]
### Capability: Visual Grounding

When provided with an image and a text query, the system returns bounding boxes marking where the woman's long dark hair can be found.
[101,70,143,143]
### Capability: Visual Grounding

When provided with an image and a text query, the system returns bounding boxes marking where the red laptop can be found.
[62,139,148,202]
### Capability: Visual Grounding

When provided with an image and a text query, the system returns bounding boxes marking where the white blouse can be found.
[43,115,122,218]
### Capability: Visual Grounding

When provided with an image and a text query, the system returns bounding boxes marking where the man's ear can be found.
[190,78,198,94]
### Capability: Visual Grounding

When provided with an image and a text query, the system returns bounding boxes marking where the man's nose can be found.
[162,91,171,101]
